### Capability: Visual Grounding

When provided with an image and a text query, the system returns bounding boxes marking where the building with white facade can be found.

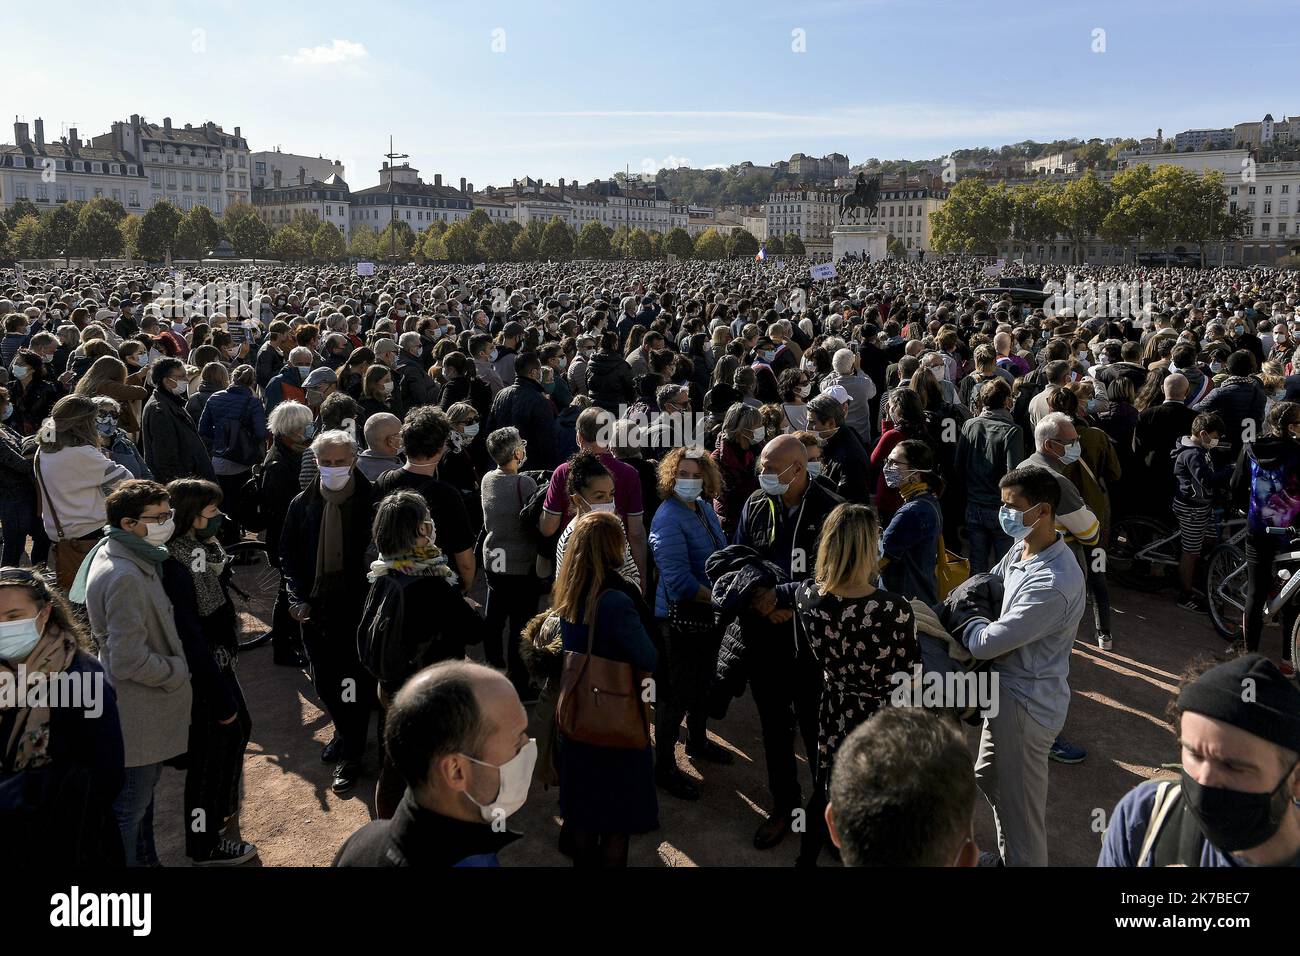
[252,171,350,236]
[348,163,473,237]
[251,149,345,190]
[1,119,147,215]
[878,176,949,255]
[92,114,251,215]
[764,187,840,244]
[1174,128,1234,152]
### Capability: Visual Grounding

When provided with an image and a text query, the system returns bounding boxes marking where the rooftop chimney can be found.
[434,173,442,187]
[234,126,240,139]
[67,127,78,148]
[13,121,29,147]
[298,166,306,185]
[163,116,172,131]
[34,118,44,147]
[130,113,140,126]
[459,176,466,193]
[466,183,473,195]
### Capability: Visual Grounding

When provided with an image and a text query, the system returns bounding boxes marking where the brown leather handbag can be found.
[556,589,652,750]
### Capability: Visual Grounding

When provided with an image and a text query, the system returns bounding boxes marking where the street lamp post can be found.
[384,135,409,263]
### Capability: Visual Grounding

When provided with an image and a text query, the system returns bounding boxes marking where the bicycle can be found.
[224,539,280,650]
[1207,523,1300,665]
[1110,510,1246,593]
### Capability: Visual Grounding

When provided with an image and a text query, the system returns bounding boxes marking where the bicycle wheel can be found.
[1109,516,1175,592]
[1206,543,1246,641]
[226,540,279,650]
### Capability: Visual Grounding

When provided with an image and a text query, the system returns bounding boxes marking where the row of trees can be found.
[4,196,809,265]
[929,166,1252,264]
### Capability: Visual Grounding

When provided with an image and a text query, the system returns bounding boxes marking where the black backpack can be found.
[1134,781,1206,867]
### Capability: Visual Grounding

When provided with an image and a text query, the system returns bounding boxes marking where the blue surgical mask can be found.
[0,404,11,422]
[1058,439,1082,465]
[759,463,794,497]
[0,615,42,662]
[806,460,823,478]
[998,504,1038,540]
[674,477,704,502]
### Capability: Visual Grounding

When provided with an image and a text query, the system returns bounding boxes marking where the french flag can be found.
[755,246,766,262]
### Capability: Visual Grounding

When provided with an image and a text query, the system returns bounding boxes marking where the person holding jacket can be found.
[1230,400,1300,677]
[0,566,125,865]
[648,446,730,802]
[140,357,215,485]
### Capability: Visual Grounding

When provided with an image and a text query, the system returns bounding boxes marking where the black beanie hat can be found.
[1177,654,1300,752]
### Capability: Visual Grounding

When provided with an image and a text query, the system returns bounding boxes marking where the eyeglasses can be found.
[136,510,174,525]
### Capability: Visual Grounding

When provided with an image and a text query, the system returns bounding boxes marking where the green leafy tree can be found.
[173,213,208,260]
[40,204,79,255]
[291,210,324,239]
[3,199,39,231]
[228,212,271,261]
[511,231,538,262]
[1007,183,1057,256]
[694,228,726,260]
[476,221,513,262]
[765,234,784,256]
[1039,171,1112,264]
[887,235,907,259]
[610,225,630,258]
[783,232,805,256]
[648,230,663,259]
[442,221,478,262]
[312,222,346,262]
[524,218,547,249]
[82,196,127,223]
[726,228,759,259]
[466,209,491,234]
[70,207,124,259]
[7,215,47,259]
[578,220,612,258]
[377,220,415,260]
[119,215,143,260]
[664,226,693,258]
[348,223,379,260]
[1099,165,1156,261]
[928,178,1010,255]
[626,228,652,259]
[270,226,309,263]
[420,228,446,262]
[539,216,574,260]
[137,200,183,261]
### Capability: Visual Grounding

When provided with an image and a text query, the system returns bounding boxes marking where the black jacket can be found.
[1193,376,1267,452]
[706,545,788,717]
[333,791,520,867]
[821,425,873,504]
[280,470,376,603]
[396,352,438,410]
[140,387,216,484]
[487,376,558,471]
[255,341,285,390]
[586,350,635,412]
[735,477,845,576]
[261,439,302,566]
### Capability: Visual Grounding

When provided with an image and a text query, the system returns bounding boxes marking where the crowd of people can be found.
[2,255,1299,869]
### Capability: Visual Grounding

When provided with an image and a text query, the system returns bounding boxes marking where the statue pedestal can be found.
[832,223,888,262]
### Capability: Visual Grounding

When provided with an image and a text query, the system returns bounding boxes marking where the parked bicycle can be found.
[1206,523,1300,663]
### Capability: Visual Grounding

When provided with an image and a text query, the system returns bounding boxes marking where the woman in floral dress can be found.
[778,501,919,866]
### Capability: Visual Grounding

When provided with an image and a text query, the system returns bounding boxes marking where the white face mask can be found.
[581,496,616,514]
[170,379,189,397]
[381,381,394,397]
[462,738,537,823]
[751,425,766,443]
[144,517,175,545]
[463,422,480,439]
[319,465,352,490]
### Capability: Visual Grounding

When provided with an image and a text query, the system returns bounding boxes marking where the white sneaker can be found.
[1097,633,1113,651]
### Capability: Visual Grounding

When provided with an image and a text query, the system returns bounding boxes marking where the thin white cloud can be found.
[282,39,368,66]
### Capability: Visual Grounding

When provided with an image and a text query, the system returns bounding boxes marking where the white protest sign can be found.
[810,262,836,281]
[356,262,375,276]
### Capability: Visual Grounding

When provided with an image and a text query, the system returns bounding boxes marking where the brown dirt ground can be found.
[151,565,1262,867]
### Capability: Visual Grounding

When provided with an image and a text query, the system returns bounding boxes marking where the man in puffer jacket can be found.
[585,332,635,413]
[1193,349,1266,453]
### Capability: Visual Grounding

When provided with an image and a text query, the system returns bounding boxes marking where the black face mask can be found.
[1180,761,1298,854]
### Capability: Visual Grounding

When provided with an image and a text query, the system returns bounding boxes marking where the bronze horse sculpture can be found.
[839,172,881,225]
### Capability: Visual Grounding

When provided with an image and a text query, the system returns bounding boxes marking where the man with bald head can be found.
[358,412,403,481]
[1135,371,1198,509]
[735,433,844,851]
[334,661,533,867]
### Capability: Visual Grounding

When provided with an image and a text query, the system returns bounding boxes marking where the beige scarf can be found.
[312,473,355,598]
[1,622,77,771]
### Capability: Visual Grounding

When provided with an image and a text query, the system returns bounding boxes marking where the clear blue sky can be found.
[8,0,1294,191]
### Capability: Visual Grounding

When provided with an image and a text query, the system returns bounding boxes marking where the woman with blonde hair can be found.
[777,502,918,866]
[553,510,658,867]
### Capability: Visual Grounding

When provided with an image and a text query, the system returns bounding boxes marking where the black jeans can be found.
[654,621,720,765]
[484,570,538,694]
[747,631,822,816]
[184,670,252,859]
[301,593,375,763]
[214,472,249,545]
[1244,532,1297,661]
